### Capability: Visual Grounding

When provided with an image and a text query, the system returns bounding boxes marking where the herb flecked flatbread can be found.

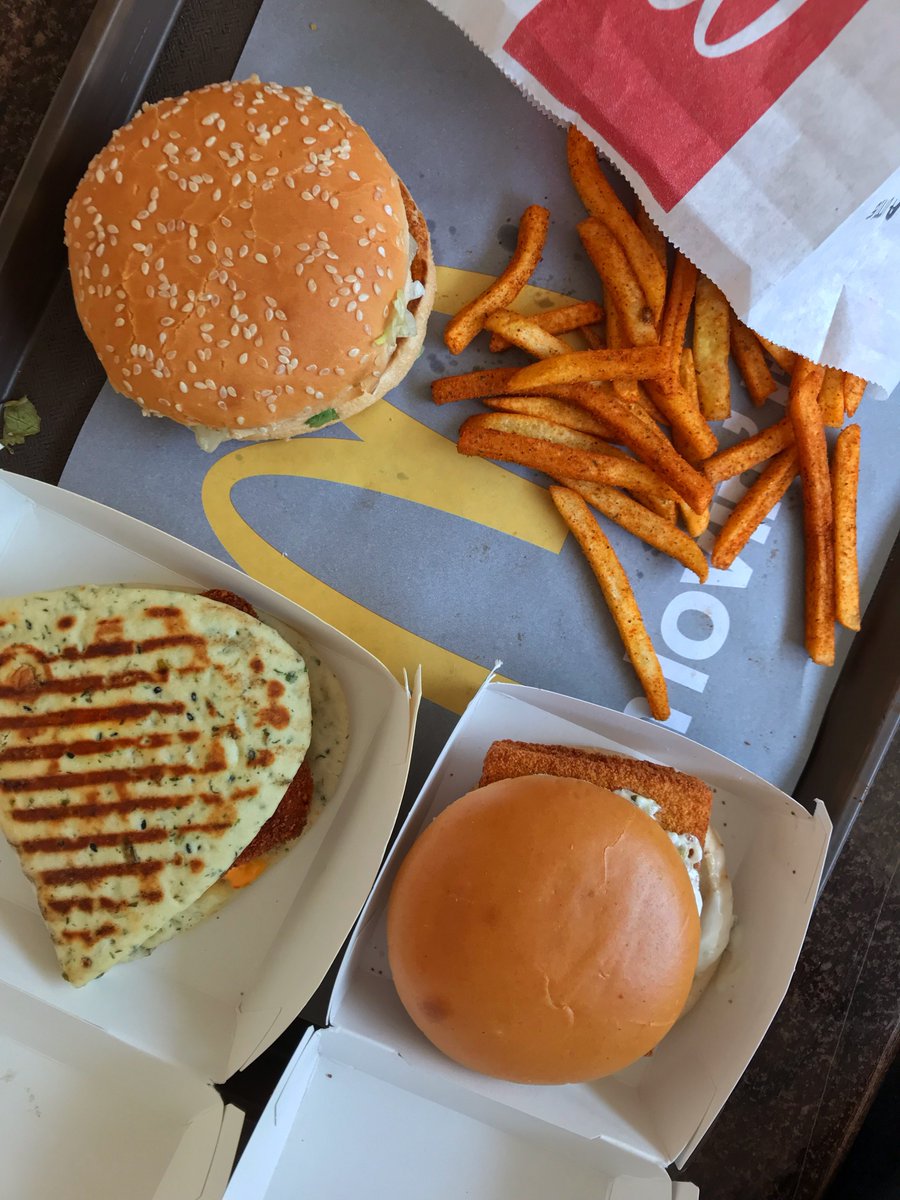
[0,585,313,985]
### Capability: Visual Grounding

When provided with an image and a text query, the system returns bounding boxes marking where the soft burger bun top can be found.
[387,775,701,1085]
[64,78,435,444]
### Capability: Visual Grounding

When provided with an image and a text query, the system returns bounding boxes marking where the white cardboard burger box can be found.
[225,679,831,1199]
[0,470,420,1200]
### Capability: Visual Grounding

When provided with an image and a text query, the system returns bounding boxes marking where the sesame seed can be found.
[307,278,317,292]
[255,253,268,264]
[239,352,248,364]
[179,381,188,393]
[236,416,245,426]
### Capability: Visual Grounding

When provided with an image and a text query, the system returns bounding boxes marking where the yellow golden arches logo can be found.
[202,266,580,713]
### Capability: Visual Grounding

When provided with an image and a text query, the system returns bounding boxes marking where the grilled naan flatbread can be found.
[0,585,312,985]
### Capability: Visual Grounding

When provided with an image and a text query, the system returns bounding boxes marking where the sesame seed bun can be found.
[386,775,701,1085]
[64,78,435,446]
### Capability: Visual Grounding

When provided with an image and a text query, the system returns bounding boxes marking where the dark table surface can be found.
[2,2,898,1196]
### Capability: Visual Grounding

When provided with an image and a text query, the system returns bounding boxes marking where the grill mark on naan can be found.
[47,890,164,915]
[0,701,185,731]
[10,789,256,823]
[0,731,186,763]
[20,821,232,854]
[1,758,229,794]
[61,921,119,946]
[40,859,164,886]
[0,668,166,700]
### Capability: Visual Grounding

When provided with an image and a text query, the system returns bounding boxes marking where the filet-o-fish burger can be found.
[64,77,435,449]
[387,740,733,1084]
[0,585,348,985]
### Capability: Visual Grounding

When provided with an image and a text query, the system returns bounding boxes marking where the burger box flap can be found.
[0,977,243,1200]
[325,680,831,1171]
[223,1026,688,1199]
[0,472,420,1197]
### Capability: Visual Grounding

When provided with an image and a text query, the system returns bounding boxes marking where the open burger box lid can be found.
[0,470,420,1200]
[225,679,830,1198]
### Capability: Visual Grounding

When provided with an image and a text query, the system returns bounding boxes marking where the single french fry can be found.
[578,218,658,346]
[636,206,668,271]
[561,479,707,581]
[431,367,519,405]
[443,205,550,354]
[567,127,666,321]
[457,416,677,503]
[668,347,716,465]
[757,335,797,375]
[483,311,571,359]
[843,374,866,417]
[549,486,670,720]
[661,254,697,354]
[730,317,777,406]
[488,301,605,351]
[581,323,605,349]
[483,394,613,439]
[644,377,717,464]
[553,382,713,513]
[832,424,861,631]
[693,275,731,419]
[818,367,845,428]
[468,410,612,455]
[703,416,793,483]
[710,448,798,570]
[678,499,710,539]
[509,346,668,390]
[789,359,833,665]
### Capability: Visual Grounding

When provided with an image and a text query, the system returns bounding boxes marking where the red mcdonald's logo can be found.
[505,0,867,209]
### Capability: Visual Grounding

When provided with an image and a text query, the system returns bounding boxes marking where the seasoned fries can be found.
[693,275,731,419]
[567,127,666,321]
[549,486,670,720]
[561,479,707,582]
[488,301,604,352]
[832,424,861,631]
[817,367,845,428]
[843,374,866,417]
[556,383,713,514]
[578,218,658,346]
[483,394,614,439]
[703,417,793,483]
[730,317,777,406]
[509,347,668,390]
[661,254,697,354]
[711,448,798,570]
[483,311,571,359]
[432,135,872,678]
[457,415,677,503]
[431,367,519,405]
[444,205,550,354]
[789,359,833,665]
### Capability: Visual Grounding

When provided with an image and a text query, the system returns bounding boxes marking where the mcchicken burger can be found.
[387,741,733,1085]
[64,77,435,449]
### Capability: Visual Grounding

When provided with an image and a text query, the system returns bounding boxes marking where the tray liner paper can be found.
[60,0,900,799]
[429,0,900,395]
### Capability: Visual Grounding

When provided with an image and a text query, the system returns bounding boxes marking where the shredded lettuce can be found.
[1,396,40,449]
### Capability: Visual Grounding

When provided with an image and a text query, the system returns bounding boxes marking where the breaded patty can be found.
[479,740,712,844]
